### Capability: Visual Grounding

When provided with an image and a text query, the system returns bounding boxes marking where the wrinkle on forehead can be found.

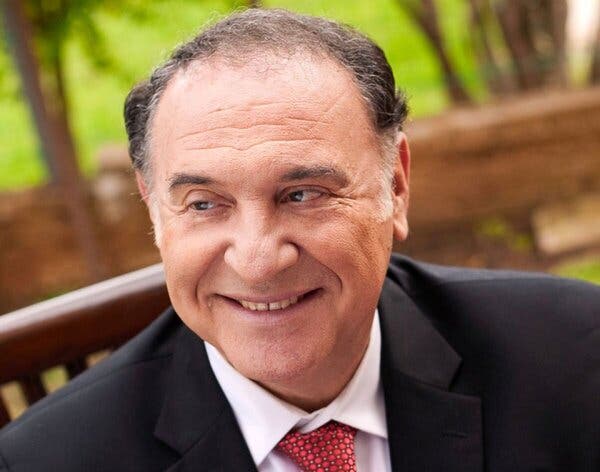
[170,84,353,146]
[182,137,327,153]
[175,115,328,150]
[176,115,324,141]
[158,80,355,163]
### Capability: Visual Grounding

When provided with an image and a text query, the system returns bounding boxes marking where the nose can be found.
[223,209,299,284]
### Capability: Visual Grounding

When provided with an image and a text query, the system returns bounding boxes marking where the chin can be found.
[225,339,322,387]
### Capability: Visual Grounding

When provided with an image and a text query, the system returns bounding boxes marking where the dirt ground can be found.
[1,86,599,314]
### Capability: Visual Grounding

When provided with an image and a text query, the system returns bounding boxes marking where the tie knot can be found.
[277,420,357,472]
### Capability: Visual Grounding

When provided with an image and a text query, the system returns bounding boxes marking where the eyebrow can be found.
[168,173,215,193]
[281,165,349,187]
[167,164,349,194]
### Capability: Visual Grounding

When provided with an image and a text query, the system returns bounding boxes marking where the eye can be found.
[283,189,326,203]
[189,200,217,211]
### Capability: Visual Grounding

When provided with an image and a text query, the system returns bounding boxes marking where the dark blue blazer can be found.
[1,256,599,471]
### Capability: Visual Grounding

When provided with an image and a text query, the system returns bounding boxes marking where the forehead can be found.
[149,53,378,181]
[156,53,370,123]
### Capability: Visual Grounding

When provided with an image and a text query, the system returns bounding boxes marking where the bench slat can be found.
[18,375,46,405]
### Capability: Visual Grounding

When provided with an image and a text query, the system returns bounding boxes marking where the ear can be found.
[392,132,410,242]
[135,171,151,206]
[135,171,162,247]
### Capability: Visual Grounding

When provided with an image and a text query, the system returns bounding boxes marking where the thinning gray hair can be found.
[124,8,408,186]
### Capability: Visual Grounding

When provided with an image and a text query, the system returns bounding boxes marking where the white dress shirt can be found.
[205,310,391,471]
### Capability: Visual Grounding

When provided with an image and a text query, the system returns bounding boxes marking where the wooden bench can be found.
[0,264,170,427]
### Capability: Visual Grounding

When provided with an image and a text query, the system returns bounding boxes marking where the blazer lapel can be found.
[379,278,483,472]
[154,327,257,472]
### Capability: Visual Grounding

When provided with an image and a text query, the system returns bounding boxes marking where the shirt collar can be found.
[205,309,387,467]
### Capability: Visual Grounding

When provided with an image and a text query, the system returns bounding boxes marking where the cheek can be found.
[159,214,223,260]
[158,219,223,307]
[339,223,389,288]
[158,222,226,345]
[297,207,392,290]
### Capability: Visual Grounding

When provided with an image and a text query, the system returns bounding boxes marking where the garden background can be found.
[1,0,599,315]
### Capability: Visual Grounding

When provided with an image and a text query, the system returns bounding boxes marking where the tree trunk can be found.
[590,3,600,83]
[494,0,542,90]
[246,0,262,7]
[467,0,513,95]
[523,0,568,87]
[1,0,106,283]
[547,0,568,86]
[399,0,471,103]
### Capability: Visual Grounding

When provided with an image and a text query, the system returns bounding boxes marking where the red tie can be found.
[277,420,358,472]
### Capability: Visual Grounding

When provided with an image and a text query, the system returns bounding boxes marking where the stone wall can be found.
[400,86,600,265]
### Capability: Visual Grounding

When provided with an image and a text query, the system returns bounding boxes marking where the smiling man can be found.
[141,49,408,415]
[1,8,599,472]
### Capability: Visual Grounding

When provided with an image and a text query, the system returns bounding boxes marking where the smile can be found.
[224,289,321,313]
[238,295,300,311]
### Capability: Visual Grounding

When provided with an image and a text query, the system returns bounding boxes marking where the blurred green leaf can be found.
[554,259,600,285]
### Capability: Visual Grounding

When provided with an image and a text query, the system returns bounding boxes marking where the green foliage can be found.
[0,0,481,190]
[475,217,533,252]
[476,217,511,239]
[553,259,600,285]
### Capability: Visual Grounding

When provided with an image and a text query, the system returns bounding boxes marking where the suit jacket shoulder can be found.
[387,254,600,348]
[383,255,600,470]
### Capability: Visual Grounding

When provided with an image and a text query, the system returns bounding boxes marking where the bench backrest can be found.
[0,264,170,427]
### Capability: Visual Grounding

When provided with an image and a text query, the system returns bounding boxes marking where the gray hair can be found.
[124,8,408,183]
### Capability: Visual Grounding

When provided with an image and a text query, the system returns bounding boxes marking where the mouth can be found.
[221,289,321,313]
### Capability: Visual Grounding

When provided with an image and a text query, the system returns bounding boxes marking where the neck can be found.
[258,333,370,412]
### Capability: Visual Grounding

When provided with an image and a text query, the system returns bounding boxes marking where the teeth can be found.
[239,295,302,312]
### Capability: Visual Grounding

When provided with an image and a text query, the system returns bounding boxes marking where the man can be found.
[0,8,598,472]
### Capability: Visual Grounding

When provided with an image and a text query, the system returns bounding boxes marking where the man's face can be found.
[142,54,409,404]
